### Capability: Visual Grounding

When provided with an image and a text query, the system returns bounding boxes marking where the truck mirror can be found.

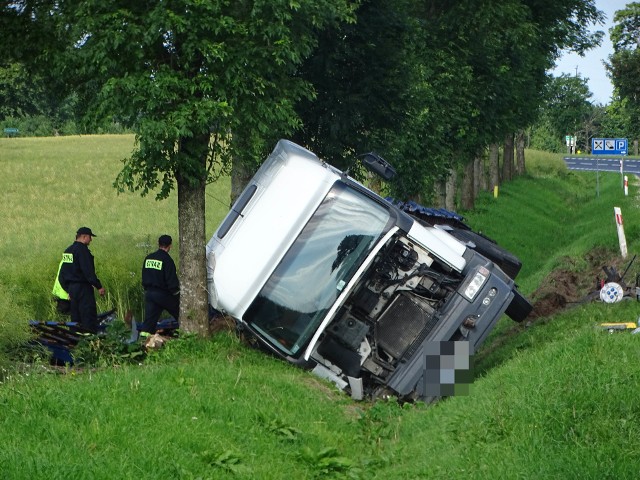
[360,152,397,181]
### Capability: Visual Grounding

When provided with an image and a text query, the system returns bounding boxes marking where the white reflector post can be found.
[624,175,629,196]
[614,207,628,258]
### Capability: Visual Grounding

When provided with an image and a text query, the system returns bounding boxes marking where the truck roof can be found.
[207,140,341,317]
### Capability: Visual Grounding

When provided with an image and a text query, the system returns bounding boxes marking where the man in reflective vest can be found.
[59,227,106,333]
[139,234,180,336]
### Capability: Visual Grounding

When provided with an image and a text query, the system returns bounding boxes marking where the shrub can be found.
[72,319,145,367]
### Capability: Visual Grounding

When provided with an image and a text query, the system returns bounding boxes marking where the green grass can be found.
[392,304,640,479]
[523,147,571,178]
[1,334,376,479]
[3,138,640,479]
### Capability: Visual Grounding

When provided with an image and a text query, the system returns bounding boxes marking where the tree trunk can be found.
[230,158,255,207]
[515,130,526,176]
[461,160,474,210]
[433,178,446,208]
[176,136,210,337]
[489,143,500,191]
[445,169,457,211]
[475,152,486,193]
[502,134,514,182]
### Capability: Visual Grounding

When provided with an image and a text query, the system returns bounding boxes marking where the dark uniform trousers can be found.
[68,282,99,333]
[141,289,180,334]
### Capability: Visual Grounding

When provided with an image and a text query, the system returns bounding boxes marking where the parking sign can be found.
[592,137,628,155]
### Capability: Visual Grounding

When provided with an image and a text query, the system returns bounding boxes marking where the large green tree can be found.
[291,0,420,171]
[289,0,603,204]
[390,0,602,202]
[607,2,640,141]
[533,74,594,152]
[3,0,354,335]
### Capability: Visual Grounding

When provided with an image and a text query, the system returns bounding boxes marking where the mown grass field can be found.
[2,136,640,479]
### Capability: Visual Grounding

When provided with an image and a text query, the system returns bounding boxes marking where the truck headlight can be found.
[463,267,489,301]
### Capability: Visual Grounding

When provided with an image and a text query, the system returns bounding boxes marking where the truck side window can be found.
[217,184,258,239]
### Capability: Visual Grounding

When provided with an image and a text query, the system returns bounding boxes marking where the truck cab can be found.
[206,139,530,401]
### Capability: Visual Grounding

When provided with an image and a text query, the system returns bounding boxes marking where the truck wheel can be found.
[506,289,533,322]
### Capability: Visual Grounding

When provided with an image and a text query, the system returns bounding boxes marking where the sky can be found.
[553,0,630,105]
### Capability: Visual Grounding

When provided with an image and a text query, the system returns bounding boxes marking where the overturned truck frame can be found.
[206,140,531,402]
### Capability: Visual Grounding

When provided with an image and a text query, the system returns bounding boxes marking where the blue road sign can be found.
[592,137,628,155]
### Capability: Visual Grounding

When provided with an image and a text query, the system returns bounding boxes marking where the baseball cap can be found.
[77,227,97,237]
[158,234,172,246]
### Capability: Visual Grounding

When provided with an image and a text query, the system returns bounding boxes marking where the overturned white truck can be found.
[206,140,531,401]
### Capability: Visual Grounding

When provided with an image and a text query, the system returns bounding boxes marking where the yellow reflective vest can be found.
[52,260,70,300]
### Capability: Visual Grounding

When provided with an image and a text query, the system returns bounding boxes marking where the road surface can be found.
[563,156,640,175]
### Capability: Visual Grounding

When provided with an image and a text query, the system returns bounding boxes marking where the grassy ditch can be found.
[2,137,640,478]
[464,151,640,378]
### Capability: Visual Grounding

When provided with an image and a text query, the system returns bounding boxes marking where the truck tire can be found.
[505,289,533,322]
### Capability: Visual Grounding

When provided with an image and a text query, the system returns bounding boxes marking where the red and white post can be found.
[624,175,629,196]
[614,207,628,258]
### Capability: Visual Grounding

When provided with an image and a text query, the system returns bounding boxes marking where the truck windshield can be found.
[245,181,391,356]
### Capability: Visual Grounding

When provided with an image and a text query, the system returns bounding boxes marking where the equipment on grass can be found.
[599,322,638,332]
[30,310,179,364]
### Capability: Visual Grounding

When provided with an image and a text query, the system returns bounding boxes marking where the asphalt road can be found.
[563,156,640,175]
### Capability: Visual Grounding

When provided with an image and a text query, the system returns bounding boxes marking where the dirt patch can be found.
[527,246,635,320]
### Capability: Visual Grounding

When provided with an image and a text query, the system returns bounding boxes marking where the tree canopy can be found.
[607,2,640,141]
[289,0,604,201]
[1,0,606,331]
